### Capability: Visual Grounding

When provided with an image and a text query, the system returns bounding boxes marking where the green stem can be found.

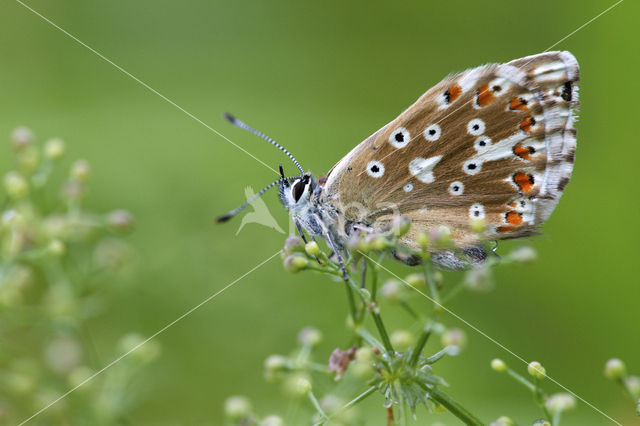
[506,368,536,392]
[308,390,328,420]
[409,327,431,367]
[369,260,379,301]
[344,281,358,322]
[370,304,394,354]
[422,260,440,308]
[400,300,419,319]
[344,386,377,409]
[427,387,485,426]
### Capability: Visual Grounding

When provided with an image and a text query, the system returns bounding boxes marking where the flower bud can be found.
[491,358,507,372]
[68,366,94,389]
[416,231,429,250]
[107,209,134,232]
[261,415,285,426]
[545,393,576,414]
[355,346,374,363]
[441,328,466,350]
[508,246,538,263]
[11,127,34,151]
[17,146,40,174]
[283,254,308,273]
[366,233,388,251]
[264,354,288,382]
[464,265,493,292]
[391,216,411,237]
[44,336,82,375]
[70,160,91,182]
[604,358,626,380]
[48,239,66,256]
[305,241,320,256]
[298,327,322,347]
[224,396,252,421]
[532,421,551,426]
[405,273,425,289]
[3,172,28,199]
[528,361,546,380]
[470,219,487,235]
[430,226,452,248]
[117,333,161,363]
[490,416,514,426]
[283,235,305,254]
[61,180,85,202]
[44,138,65,160]
[390,330,413,352]
[380,280,404,303]
[625,376,640,397]
[284,374,312,397]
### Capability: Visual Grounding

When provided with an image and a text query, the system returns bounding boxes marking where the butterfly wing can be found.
[321,51,579,251]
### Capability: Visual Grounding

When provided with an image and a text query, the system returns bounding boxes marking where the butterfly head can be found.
[279,170,317,212]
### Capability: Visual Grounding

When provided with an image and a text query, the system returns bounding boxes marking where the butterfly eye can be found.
[291,180,306,202]
[366,160,385,178]
[389,128,410,148]
[467,118,485,136]
[448,181,464,196]
[423,124,441,141]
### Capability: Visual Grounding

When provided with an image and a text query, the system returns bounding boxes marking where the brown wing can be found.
[322,51,579,249]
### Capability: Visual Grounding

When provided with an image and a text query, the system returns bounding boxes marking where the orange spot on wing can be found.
[513,171,535,193]
[513,142,535,160]
[519,114,536,133]
[508,201,517,208]
[509,97,529,111]
[447,84,462,102]
[476,83,496,106]
[505,211,523,225]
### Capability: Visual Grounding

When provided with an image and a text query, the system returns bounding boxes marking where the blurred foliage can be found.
[0,0,638,425]
[0,128,158,425]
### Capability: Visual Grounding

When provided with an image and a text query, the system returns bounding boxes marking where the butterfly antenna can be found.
[215,175,299,223]
[224,112,305,174]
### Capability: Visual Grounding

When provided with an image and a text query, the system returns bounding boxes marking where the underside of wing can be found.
[322,51,579,250]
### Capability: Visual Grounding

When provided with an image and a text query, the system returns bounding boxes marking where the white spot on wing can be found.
[474,136,492,153]
[389,127,410,149]
[449,181,464,195]
[463,160,482,175]
[423,124,441,141]
[469,203,485,219]
[467,119,485,135]
[366,160,385,178]
[403,183,413,192]
[408,156,443,183]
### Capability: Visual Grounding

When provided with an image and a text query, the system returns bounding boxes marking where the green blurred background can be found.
[1,0,639,424]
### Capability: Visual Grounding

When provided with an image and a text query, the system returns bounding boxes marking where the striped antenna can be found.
[224,113,305,174]
[215,175,299,223]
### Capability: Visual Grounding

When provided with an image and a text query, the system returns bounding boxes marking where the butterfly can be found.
[218,51,579,277]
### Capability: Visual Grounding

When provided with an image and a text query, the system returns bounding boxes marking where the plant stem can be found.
[409,327,431,367]
[344,281,358,322]
[427,387,485,426]
[308,390,328,420]
[344,386,377,409]
[370,304,394,354]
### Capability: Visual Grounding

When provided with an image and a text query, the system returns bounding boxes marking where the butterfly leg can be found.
[294,218,322,264]
[314,217,348,280]
[325,233,348,281]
